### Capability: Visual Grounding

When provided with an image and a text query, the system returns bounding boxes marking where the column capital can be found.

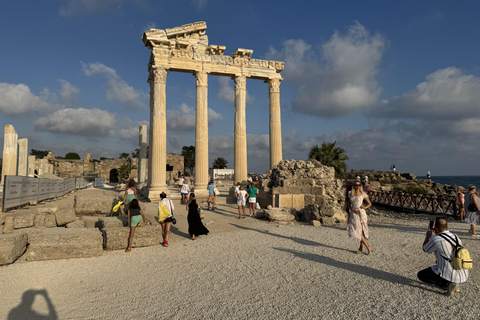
[266,77,283,93]
[233,75,247,91]
[148,67,168,84]
[194,71,208,87]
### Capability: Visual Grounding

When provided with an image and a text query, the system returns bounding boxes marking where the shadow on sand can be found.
[8,289,58,320]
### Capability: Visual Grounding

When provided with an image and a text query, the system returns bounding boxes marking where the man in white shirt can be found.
[418,218,468,296]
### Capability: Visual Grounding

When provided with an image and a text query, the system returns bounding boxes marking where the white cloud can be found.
[266,22,385,117]
[387,67,480,120]
[0,83,61,115]
[59,0,148,17]
[217,77,255,105]
[81,62,146,110]
[167,103,223,131]
[35,108,116,137]
[59,79,80,105]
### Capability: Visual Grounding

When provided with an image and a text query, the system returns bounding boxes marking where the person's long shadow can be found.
[368,223,426,234]
[170,225,190,239]
[274,247,438,293]
[8,289,58,320]
[230,223,352,253]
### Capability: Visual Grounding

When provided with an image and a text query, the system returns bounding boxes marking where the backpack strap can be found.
[437,233,459,262]
[170,199,174,215]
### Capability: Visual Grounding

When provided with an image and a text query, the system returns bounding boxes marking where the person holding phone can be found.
[418,218,469,296]
[347,182,373,255]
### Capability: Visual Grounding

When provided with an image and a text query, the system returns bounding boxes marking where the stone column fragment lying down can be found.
[17,138,28,176]
[1,124,18,185]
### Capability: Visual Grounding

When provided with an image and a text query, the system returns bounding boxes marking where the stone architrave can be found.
[28,155,35,177]
[142,22,284,199]
[147,67,168,200]
[1,125,18,185]
[17,138,28,176]
[194,71,209,195]
[138,125,148,183]
[234,75,247,183]
[267,78,283,168]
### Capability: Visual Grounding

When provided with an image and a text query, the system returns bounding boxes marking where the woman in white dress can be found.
[464,185,480,236]
[347,182,373,254]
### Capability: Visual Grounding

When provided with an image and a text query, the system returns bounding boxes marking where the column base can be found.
[192,188,209,199]
[147,185,168,201]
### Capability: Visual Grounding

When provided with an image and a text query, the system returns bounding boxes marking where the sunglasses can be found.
[354,184,361,186]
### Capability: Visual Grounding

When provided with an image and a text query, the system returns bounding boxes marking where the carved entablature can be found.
[143,21,284,80]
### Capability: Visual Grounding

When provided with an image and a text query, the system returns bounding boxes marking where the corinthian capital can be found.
[148,68,168,83]
[233,75,247,91]
[266,78,282,93]
[194,71,208,87]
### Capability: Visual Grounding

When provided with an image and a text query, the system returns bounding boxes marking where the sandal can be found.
[125,248,132,252]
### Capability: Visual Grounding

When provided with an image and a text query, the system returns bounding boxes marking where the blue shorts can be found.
[130,215,143,227]
[181,192,188,196]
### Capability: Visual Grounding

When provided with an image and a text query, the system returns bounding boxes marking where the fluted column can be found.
[138,125,148,183]
[267,78,283,168]
[234,75,247,183]
[1,125,18,185]
[148,67,168,199]
[194,71,209,192]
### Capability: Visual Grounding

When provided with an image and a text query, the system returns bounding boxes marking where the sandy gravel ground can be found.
[1,188,479,320]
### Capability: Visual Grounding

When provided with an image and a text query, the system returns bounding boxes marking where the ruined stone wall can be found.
[259,159,344,210]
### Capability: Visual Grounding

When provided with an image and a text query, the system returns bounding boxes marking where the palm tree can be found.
[308,141,348,178]
[212,157,228,169]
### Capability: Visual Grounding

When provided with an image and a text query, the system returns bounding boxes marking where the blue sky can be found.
[2,1,480,176]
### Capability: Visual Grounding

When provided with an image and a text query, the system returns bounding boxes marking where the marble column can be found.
[194,71,209,194]
[234,75,247,183]
[267,78,283,168]
[138,125,148,183]
[28,155,35,177]
[1,124,18,185]
[148,67,168,199]
[17,138,28,176]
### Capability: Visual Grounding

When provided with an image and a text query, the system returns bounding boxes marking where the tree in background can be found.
[118,160,137,181]
[212,157,228,169]
[30,149,50,159]
[119,152,130,159]
[308,141,348,178]
[65,152,81,160]
[181,146,195,175]
[131,148,140,158]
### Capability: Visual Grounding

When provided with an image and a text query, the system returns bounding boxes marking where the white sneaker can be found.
[446,282,458,296]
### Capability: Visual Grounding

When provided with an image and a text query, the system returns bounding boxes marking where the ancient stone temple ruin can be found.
[142,21,284,200]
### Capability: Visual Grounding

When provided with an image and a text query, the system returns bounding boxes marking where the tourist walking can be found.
[456,186,465,220]
[180,179,190,203]
[186,193,209,240]
[464,185,480,236]
[159,192,174,247]
[417,218,468,296]
[177,175,184,192]
[123,179,138,206]
[247,183,258,217]
[236,185,248,219]
[347,182,373,254]
[207,180,216,210]
[125,199,146,252]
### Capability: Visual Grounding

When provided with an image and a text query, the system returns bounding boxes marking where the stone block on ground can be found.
[312,220,321,227]
[98,217,128,229]
[34,214,46,227]
[0,233,27,265]
[54,209,77,226]
[74,193,117,215]
[265,208,296,222]
[81,216,100,228]
[0,213,5,225]
[102,225,163,250]
[66,220,85,228]
[321,216,335,226]
[3,216,14,234]
[44,214,57,228]
[332,211,347,223]
[13,213,35,229]
[37,207,58,215]
[24,228,103,262]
